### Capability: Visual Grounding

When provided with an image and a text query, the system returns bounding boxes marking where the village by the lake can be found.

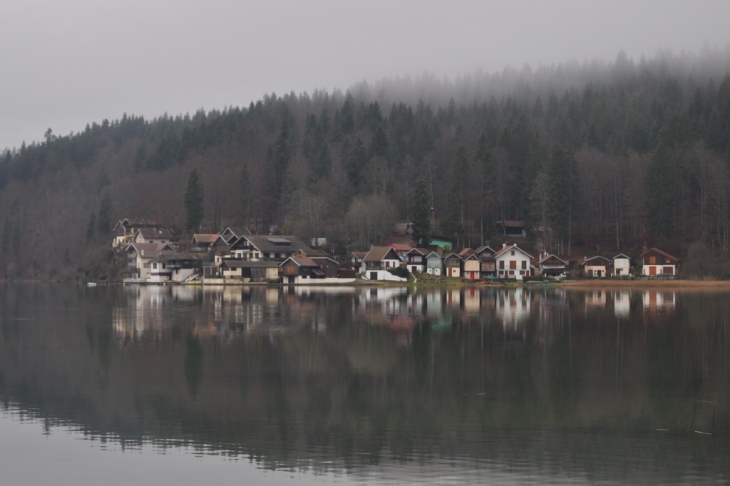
[114,217,680,286]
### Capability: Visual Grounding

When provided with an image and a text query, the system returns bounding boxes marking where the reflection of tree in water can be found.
[0,285,730,482]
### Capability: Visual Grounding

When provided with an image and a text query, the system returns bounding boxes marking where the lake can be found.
[1,284,729,485]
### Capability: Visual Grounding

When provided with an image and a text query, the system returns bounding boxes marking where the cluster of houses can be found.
[114,218,353,285]
[112,218,679,285]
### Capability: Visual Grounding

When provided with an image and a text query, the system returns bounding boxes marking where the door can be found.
[370,271,378,280]
[649,266,656,276]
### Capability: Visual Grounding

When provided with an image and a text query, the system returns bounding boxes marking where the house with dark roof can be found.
[228,235,311,262]
[124,242,174,281]
[360,246,406,281]
[404,248,427,274]
[641,248,678,277]
[191,234,219,252]
[462,253,482,280]
[112,218,154,249]
[444,253,462,278]
[496,221,526,238]
[581,256,612,278]
[134,228,173,245]
[537,253,567,277]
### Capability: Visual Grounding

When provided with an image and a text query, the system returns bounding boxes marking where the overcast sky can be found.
[1,0,729,151]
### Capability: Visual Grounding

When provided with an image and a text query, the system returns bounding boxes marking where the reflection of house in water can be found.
[495,288,531,338]
[113,286,174,343]
[642,291,676,315]
[463,287,480,315]
[446,288,461,308]
[614,291,630,319]
[584,290,607,310]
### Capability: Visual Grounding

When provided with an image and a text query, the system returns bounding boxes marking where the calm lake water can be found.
[1,284,729,485]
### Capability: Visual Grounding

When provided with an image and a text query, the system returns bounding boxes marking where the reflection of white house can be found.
[613,254,631,277]
[495,288,531,333]
[614,291,630,318]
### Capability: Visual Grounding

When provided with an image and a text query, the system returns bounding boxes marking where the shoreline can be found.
[5,278,730,291]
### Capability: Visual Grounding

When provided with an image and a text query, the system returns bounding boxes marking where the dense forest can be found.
[1,49,730,280]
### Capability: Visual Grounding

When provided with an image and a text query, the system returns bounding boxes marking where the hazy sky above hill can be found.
[1,0,729,151]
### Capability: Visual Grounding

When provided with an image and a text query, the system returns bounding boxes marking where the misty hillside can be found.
[1,50,730,280]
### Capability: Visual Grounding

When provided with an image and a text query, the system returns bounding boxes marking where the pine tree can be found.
[548,143,578,255]
[97,192,112,234]
[86,210,96,243]
[411,175,431,244]
[647,142,677,240]
[184,169,204,233]
[442,147,469,241]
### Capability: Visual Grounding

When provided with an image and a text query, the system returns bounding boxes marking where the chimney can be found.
[502,243,506,249]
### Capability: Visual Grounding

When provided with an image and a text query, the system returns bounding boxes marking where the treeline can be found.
[1,49,730,280]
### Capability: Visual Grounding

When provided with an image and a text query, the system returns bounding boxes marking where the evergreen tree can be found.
[548,143,578,255]
[86,210,96,243]
[97,192,112,234]
[442,147,469,241]
[647,142,677,239]
[411,175,431,244]
[184,169,204,233]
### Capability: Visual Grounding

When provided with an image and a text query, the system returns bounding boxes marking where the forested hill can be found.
[1,50,730,280]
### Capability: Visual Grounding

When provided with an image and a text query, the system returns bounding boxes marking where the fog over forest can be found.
[1,49,730,280]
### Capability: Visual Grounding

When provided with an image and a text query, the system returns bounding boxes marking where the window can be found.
[152,263,157,269]
[521,260,527,270]
[511,250,515,256]
[649,256,656,265]
[499,261,504,269]
[510,260,516,269]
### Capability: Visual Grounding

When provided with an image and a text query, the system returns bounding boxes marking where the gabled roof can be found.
[475,245,496,256]
[493,244,534,259]
[192,234,219,244]
[458,248,474,258]
[405,248,428,256]
[463,253,481,261]
[350,251,368,261]
[220,226,251,238]
[613,253,631,260]
[125,242,173,257]
[230,235,311,254]
[582,255,612,266]
[390,243,413,252]
[364,246,401,262]
[280,256,320,268]
[425,251,442,260]
[640,247,679,262]
[135,228,173,240]
[443,252,462,264]
[538,253,567,265]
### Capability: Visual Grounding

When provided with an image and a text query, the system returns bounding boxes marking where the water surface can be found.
[1,284,729,484]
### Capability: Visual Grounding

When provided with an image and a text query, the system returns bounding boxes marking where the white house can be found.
[426,252,443,276]
[582,256,612,277]
[360,246,406,281]
[612,254,631,277]
[125,243,173,281]
[134,228,173,245]
[494,244,533,280]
